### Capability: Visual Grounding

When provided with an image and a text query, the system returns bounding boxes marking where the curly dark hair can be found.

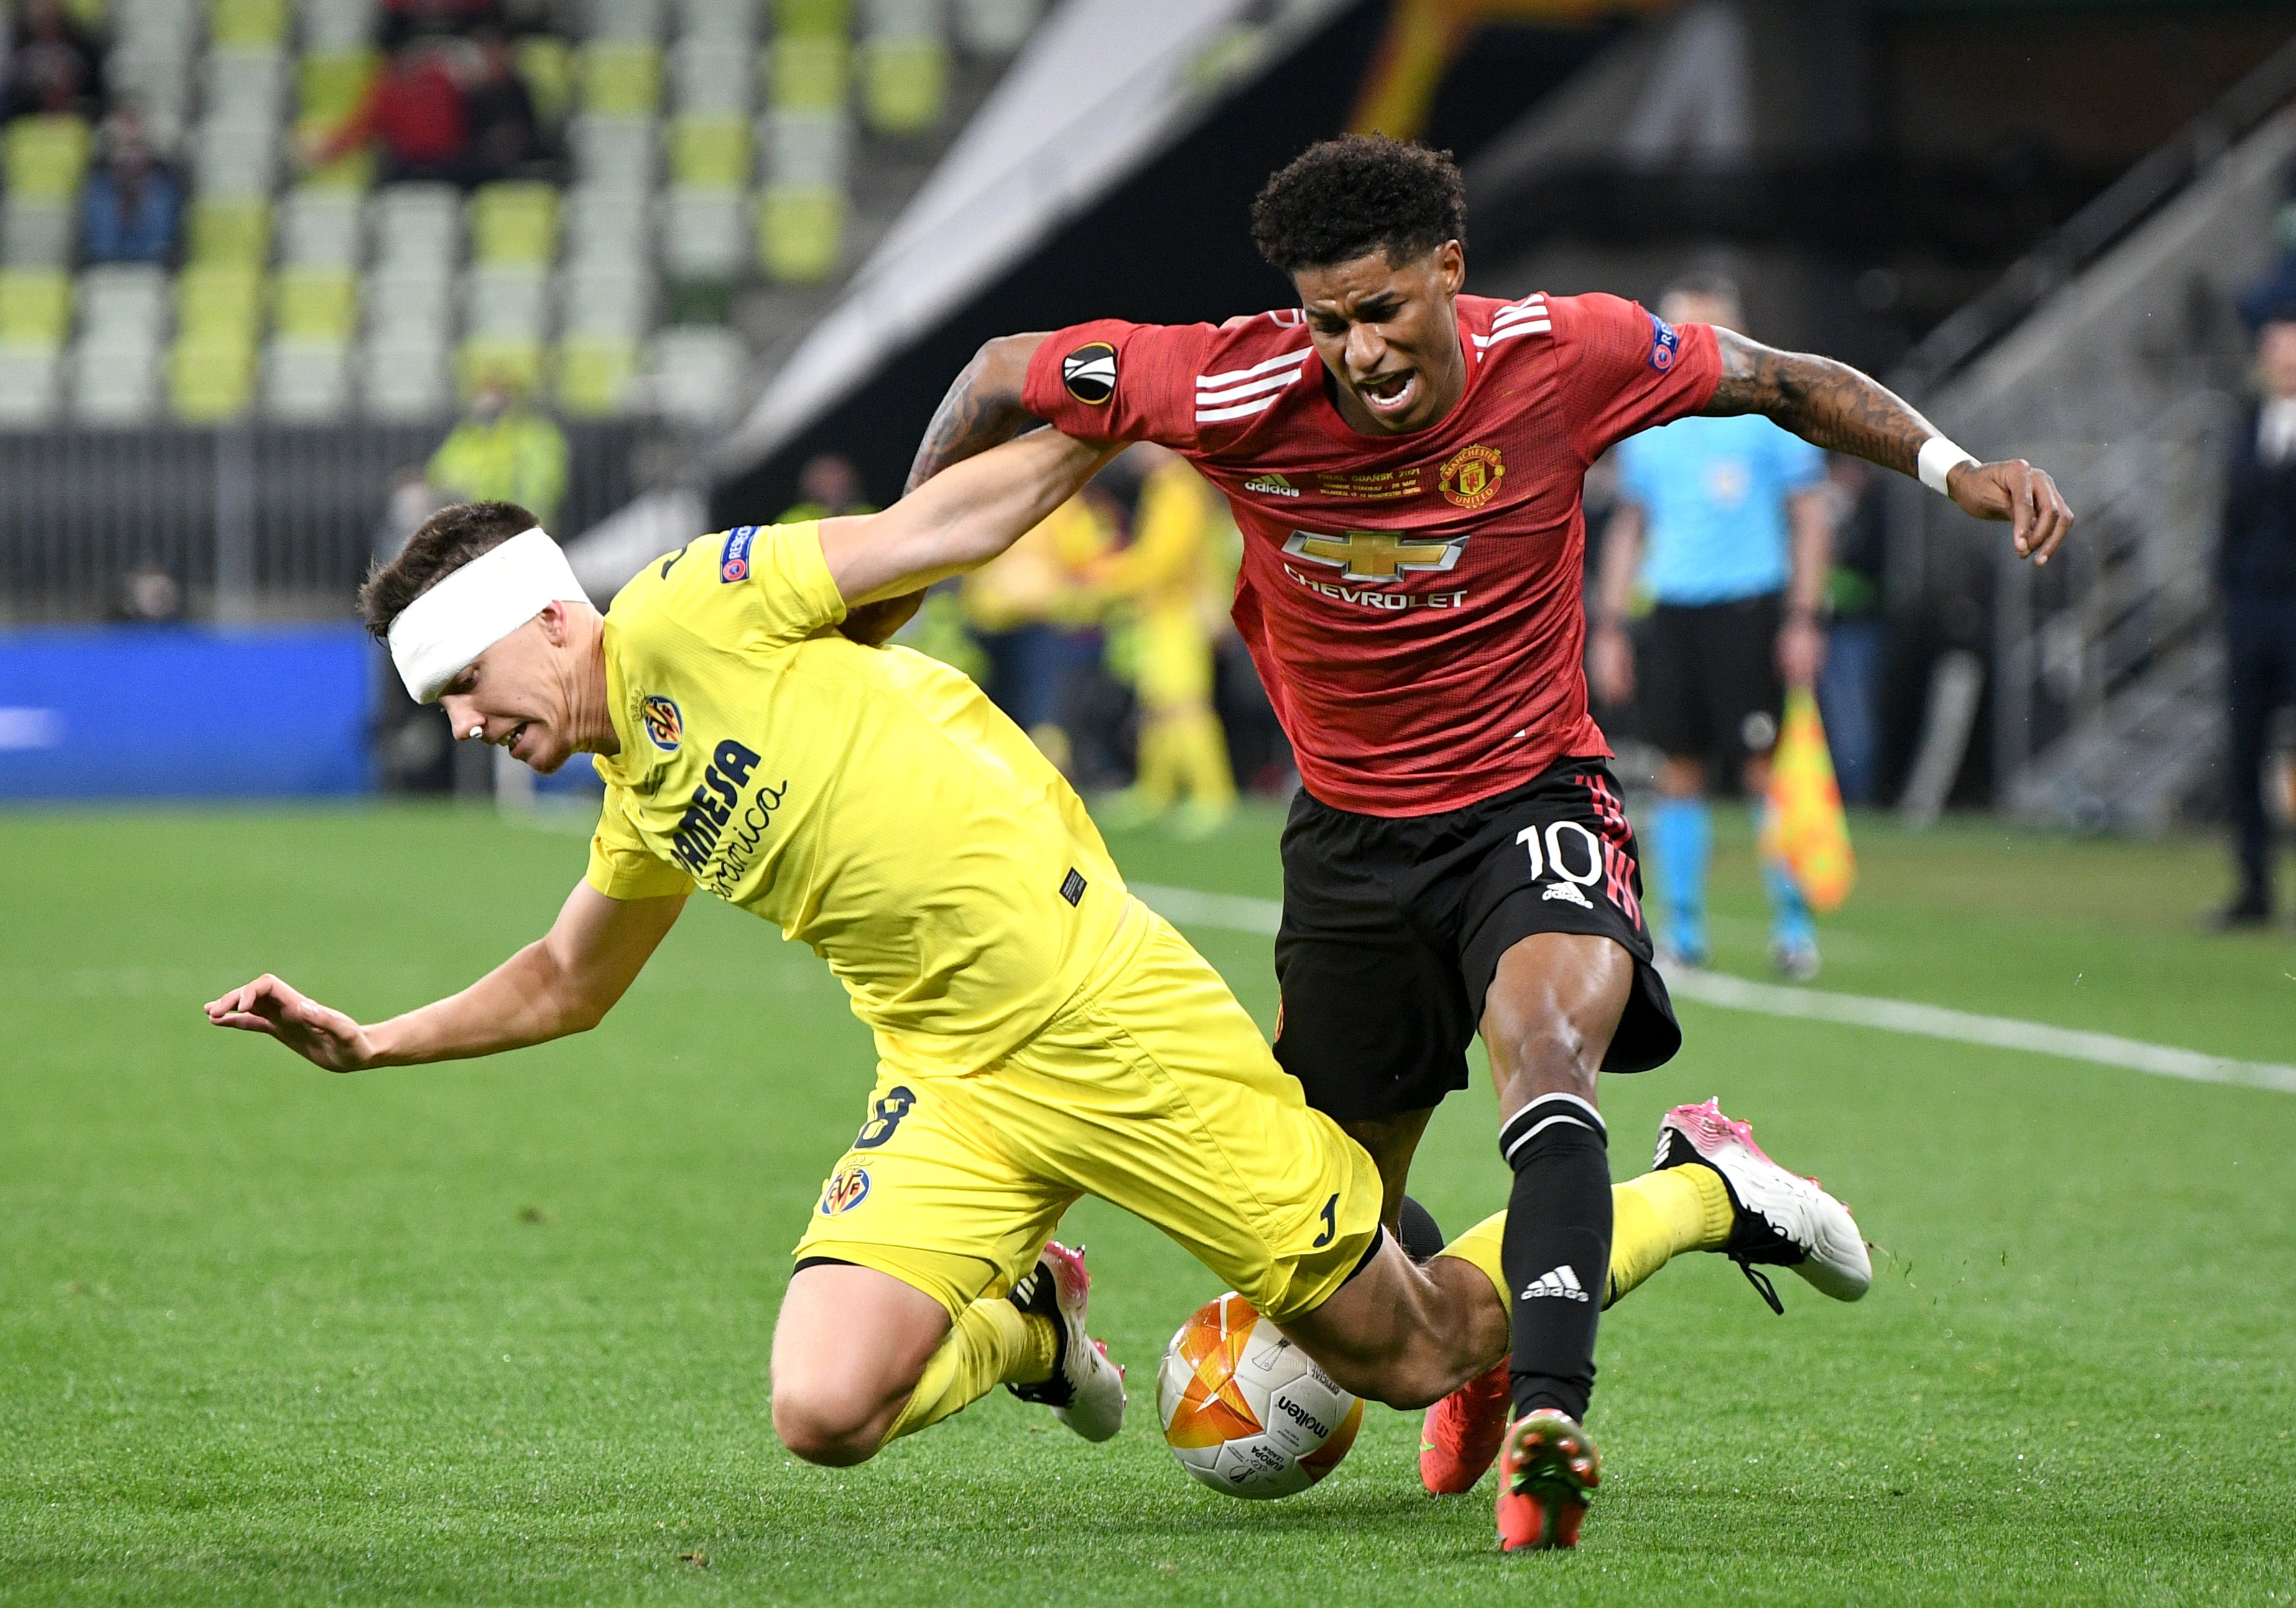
[1249,135,1468,274]
[358,500,540,641]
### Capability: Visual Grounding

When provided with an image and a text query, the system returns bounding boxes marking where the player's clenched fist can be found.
[204,974,375,1073]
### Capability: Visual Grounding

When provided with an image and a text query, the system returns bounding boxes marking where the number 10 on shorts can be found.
[1516,822,1603,888]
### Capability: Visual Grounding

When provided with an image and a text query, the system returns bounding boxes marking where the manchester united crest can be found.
[1438,444,1506,510]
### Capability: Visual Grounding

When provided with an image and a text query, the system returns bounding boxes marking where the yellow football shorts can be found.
[792,901,1382,1326]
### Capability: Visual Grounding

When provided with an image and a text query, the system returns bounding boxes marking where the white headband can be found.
[387,526,593,702]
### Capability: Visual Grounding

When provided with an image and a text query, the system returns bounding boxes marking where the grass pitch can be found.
[3,801,2293,1605]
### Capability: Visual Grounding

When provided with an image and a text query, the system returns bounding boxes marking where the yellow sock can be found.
[1432,1167,1735,1316]
[882,1299,1057,1444]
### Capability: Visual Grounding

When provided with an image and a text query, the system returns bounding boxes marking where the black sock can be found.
[1396,1194,1447,1263]
[1498,1094,1611,1423]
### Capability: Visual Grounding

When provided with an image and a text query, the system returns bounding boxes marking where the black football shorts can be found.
[1637,591,1787,773]
[1271,756,1681,1125]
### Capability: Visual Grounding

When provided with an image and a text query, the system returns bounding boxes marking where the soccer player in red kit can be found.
[891,136,2073,1551]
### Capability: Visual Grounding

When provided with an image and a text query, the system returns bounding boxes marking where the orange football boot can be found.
[1419,1359,1509,1493]
[1494,1408,1600,1551]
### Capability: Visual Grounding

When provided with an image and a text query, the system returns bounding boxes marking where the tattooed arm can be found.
[837,334,1052,648]
[1704,327,2073,564]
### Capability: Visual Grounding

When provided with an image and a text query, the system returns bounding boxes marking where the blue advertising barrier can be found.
[0,625,373,798]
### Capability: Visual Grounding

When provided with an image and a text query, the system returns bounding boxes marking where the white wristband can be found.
[1917,435,1980,496]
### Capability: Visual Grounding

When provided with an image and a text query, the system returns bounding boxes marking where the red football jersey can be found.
[1021,292,1721,816]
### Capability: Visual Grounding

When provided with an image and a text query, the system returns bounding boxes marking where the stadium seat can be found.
[955,0,1037,53]
[1,202,76,269]
[358,329,450,418]
[176,262,264,337]
[568,114,657,194]
[670,115,749,188]
[168,326,258,421]
[769,33,847,110]
[464,264,550,339]
[187,198,274,266]
[516,37,575,130]
[580,41,663,116]
[676,0,754,44]
[663,188,745,282]
[766,107,850,189]
[468,181,560,266]
[262,337,351,421]
[368,184,461,270]
[669,38,752,114]
[554,333,637,417]
[4,116,93,202]
[860,36,945,133]
[777,0,849,35]
[297,49,380,130]
[363,267,451,346]
[0,346,63,427]
[560,264,650,335]
[277,186,362,267]
[78,264,172,342]
[455,333,545,399]
[209,0,289,47]
[0,269,73,347]
[193,119,282,198]
[70,333,165,424]
[298,0,376,53]
[205,47,290,131]
[587,0,664,39]
[107,47,195,149]
[648,323,744,427]
[757,185,844,282]
[562,183,650,271]
[272,267,358,340]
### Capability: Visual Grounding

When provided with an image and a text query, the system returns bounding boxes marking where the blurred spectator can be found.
[1815,456,1886,805]
[81,109,180,265]
[4,0,103,122]
[110,562,183,623]
[2213,304,2296,929]
[382,0,501,51]
[1091,444,1236,836]
[305,39,470,185]
[428,380,568,529]
[1590,273,1833,979]
[963,492,1115,769]
[461,26,548,183]
[777,453,876,522]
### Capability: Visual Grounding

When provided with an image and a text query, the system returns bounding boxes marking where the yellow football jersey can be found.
[585,521,1129,1079]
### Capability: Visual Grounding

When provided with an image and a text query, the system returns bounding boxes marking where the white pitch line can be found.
[1128,881,2296,1096]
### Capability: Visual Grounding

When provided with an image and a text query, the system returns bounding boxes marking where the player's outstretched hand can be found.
[1947,459,2073,565]
[203,974,376,1073]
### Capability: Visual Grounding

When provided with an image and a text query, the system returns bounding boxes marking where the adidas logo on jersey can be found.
[1542,881,1594,908]
[1522,1265,1590,1303]
[1244,472,1300,498]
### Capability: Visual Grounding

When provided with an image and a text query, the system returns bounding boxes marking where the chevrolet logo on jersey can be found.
[1282,529,1467,582]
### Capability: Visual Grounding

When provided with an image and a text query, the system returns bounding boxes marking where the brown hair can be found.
[358,500,539,641]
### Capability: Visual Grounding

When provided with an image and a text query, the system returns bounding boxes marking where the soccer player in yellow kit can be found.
[205,426,1868,1484]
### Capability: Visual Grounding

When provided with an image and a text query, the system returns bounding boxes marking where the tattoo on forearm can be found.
[905,350,1034,494]
[1705,330,1936,478]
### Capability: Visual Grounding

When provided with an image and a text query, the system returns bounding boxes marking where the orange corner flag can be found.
[1764,688,1855,913]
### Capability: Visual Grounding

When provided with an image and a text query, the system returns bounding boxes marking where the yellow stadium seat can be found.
[468,182,560,266]
[177,264,265,338]
[299,50,379,126]
[2,116,91,203]
[272,267,358,340]
[769,34,846,110]
[63,0,108,32]
[860,37,946,134]
[517,37,575,128]
[555,335,637,418]
[210,0,288,47]
[169,327,258,421]
[670,115,749,188]
[758,185,844,284]
[0,269,72,346]
[580,41,662,116]
[777,0,848,36]
[456,335,546,400]
[302,148,376,191]
[188,198,274,266]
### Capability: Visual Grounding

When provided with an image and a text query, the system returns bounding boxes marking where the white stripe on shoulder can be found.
[1493,297,1548,328]
[1195,394,1282,424]
[1193,365,1306,407]
[1472,318,1552,349]
[1196,345,1315,391]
